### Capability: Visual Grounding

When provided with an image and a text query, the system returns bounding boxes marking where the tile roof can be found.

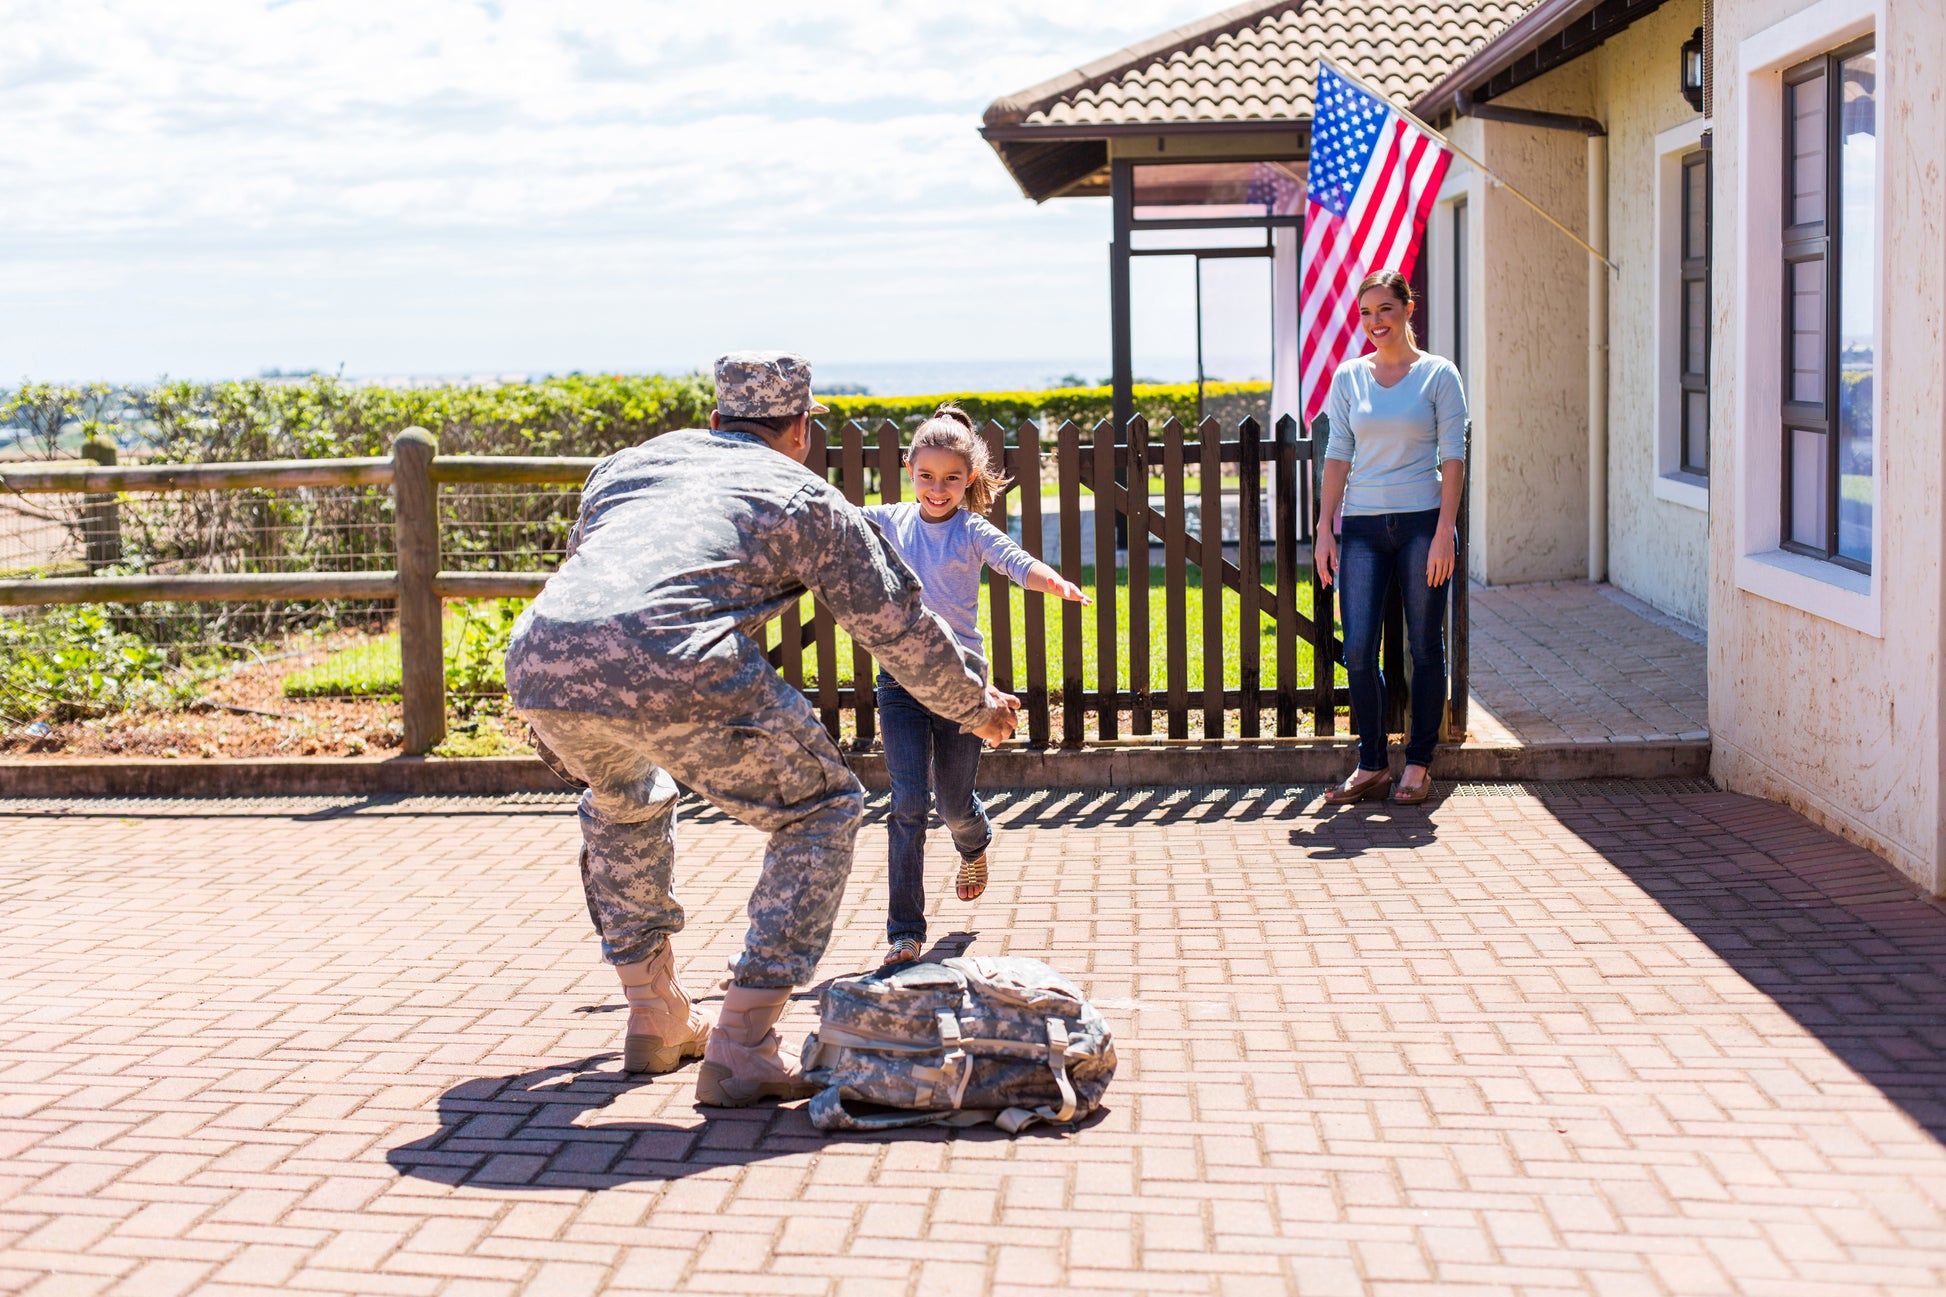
[984,0,1536,131]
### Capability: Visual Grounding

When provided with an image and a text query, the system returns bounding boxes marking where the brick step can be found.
[0,735,1709,799]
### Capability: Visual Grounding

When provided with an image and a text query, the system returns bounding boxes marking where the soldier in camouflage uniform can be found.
[506,351,1018,1107]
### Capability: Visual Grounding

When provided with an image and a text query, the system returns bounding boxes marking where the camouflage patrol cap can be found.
[714,351,830,419]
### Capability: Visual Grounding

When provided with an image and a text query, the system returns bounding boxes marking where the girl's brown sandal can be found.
[955,853,988,902]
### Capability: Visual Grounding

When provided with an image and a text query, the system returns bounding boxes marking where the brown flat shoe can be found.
[1392,771,1434,804]
[1323,767,1393,804]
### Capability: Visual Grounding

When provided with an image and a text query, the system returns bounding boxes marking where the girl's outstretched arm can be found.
[1024,562,1092,605]
[969,514,1092,605]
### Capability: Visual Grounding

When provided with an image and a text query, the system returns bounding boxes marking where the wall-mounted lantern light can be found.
[1681,27,1706,112]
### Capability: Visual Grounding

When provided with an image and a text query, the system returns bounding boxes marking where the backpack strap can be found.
[1041,1018,1079,1123]
[937,1011,977,1110]
[990,1018,1084,1135]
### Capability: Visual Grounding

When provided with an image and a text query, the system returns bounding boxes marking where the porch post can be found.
[1109,158,1133,431]
[1110,157,1134,548]
[1587,132,1610,581]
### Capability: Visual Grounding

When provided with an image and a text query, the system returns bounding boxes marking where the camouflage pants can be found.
[520,695,863,989]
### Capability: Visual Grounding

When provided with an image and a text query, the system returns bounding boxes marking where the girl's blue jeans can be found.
[876,674,991,945]
[1337,508,1451,772]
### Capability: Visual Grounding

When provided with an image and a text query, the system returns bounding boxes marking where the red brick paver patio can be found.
[4,784,1943,1296]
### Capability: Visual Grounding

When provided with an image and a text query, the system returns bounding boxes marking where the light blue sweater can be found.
[1323,353,1468,516]
[861,502,1039,661]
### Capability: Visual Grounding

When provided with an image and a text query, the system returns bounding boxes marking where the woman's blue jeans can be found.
[876,675,991,944]
[1337,508,1450,772]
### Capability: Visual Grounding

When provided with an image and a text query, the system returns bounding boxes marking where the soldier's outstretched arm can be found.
[786,494,998,734]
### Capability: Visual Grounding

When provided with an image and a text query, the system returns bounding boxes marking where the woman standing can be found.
[1312,270,1467,805]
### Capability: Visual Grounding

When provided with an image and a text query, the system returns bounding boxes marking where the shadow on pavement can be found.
[1284,800,1442,856]
[981,785,1318,831]
[921,929,979,961]
[387,1055,1091,1189]
[1549,798,1946,1144]
[683,785,1319,833]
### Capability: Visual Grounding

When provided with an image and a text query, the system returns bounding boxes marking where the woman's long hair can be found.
[907,403,1011,515]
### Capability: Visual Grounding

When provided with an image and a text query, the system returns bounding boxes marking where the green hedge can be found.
[821,381,1270,435]
[124,375,1272,463]
[6,374,1273,464]
[138,373,717,462]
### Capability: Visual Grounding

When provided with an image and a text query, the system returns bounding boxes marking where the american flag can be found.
[1299,61,1452,423]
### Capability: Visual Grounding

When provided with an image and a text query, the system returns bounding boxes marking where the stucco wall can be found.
[1594,3,1714,628]
[1708,0,1946,892]
[1460,71,1598,585]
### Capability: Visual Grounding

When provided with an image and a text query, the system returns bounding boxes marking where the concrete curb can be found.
[1,739,1709,798]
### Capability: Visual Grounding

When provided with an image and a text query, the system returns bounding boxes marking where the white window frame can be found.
[1732,0,1883,636]
[1653,118,1710,513]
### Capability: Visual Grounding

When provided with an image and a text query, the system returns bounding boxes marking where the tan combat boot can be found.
[615,942,712,1074]
[693,984,818,1107]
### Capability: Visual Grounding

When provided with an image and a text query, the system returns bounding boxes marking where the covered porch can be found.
[981,0,1534,428]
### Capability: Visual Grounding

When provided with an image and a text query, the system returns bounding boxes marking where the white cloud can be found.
[0,0,1243,382]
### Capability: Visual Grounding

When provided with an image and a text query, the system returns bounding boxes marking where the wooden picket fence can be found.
[777,414,1470,748]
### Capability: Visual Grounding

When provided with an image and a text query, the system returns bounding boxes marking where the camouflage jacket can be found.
[505,427,993,729]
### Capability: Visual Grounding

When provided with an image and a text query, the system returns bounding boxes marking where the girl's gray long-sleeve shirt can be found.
[1323,353,1468,516]
[860,502,1039,662]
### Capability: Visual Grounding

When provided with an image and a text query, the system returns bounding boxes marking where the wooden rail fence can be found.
[0,418,1469,758]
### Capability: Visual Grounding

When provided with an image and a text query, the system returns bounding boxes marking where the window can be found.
[1780,39,1875,571]
[1450,198,1467,382]
[1678,149,1711,475]
[1654,118,1709,509]
[1731,0,1878,633]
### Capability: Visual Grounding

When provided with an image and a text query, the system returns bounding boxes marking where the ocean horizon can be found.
[28,354,1273,396]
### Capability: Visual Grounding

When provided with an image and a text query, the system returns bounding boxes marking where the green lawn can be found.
[283,601,519,698]
[283,636,403,698]
[284,565,1342,700]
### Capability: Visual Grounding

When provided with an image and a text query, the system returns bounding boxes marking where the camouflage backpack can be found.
[800,955,1117,1134]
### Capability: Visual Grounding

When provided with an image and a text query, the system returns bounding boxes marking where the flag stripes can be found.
[1299,64,1453,424]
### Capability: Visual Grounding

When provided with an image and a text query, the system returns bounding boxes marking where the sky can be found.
[0,0,1277,391]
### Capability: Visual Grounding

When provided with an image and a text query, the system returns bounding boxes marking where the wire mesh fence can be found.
[0,490,84,577]
[0,460,587,746]
[438,482,579,574]
[2,476,404,728]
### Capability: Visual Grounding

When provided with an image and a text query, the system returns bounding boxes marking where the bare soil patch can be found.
[2,632,412,760]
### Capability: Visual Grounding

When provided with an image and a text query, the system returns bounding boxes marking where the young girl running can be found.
[862,404,1090,965]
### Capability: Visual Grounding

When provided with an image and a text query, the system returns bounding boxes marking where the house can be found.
[984,0,1944,892]
[1416,0,1943,890]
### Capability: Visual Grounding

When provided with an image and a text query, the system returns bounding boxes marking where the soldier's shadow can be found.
[388,1053,1089,1190]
